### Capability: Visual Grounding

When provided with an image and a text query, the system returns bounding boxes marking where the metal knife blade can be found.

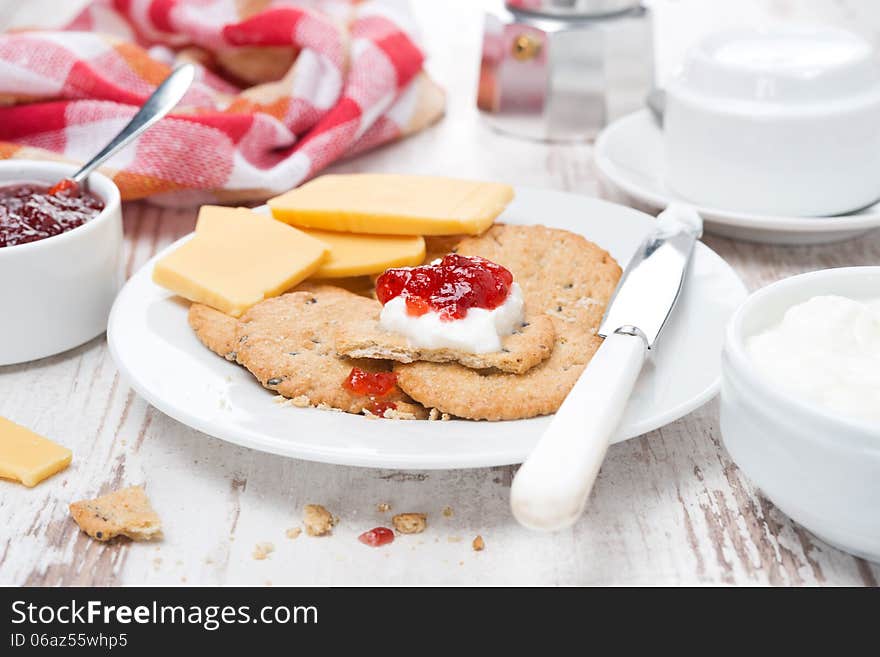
[598,204,703,348]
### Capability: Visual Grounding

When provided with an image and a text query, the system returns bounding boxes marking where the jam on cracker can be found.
[0,181,104,248]
[375,254,514,320]
[342,367,398,416]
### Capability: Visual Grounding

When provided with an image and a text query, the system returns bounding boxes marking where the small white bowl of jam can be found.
[0,160,123,365]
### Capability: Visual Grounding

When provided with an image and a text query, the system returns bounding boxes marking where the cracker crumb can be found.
[428,408,452,421]
[377,503,391,513]
[442,506,454,518]
[392,512,427,534]
[383,408,418,420]
[274,394,312,408]
[303,504,335,536]
[285,527,302,540]
[252,542,274,560]
[447,535,462,543]
[472,535,485,551]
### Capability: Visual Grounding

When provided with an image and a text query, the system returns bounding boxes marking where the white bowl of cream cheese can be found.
[721,267,880,562]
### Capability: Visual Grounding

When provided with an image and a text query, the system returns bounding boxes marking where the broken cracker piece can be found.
[286,527,302,540]
[473,535,485,551]
[303,504,335,536]
[392,512,427,534]
[336,313,555,375]
[377,503,391,513]
[69,486,162,542]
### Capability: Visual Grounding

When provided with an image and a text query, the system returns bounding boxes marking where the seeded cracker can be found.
[69,486,162,542]
[234,286,425,417]
[394,225,622,420]
[188,303,239,360]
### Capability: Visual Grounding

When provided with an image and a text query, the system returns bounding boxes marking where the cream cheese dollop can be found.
[379,283,525,354]
[747,295,880,423]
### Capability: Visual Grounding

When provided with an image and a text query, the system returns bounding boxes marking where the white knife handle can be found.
[510,330,647,531]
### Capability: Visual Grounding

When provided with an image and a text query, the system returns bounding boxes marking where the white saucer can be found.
[108,188,746,469]
[594,110,880,245]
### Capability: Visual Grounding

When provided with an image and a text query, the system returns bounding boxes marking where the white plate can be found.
[595,110,880,245]
[107,188,746,469]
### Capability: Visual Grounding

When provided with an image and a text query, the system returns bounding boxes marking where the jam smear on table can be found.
[342,367,398,416]
[376,254,514,320]
[358,527,395,547]
[0,181,104,248]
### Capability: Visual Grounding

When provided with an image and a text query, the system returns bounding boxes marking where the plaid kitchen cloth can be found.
[0,0,444,204]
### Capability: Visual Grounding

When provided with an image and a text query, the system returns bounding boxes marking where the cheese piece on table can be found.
[0,416,72,487]
[267,174,514,236]
[153,206,328,317]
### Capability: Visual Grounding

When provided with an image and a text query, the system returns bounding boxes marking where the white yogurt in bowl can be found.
[721,267,880,562]
[747,295,880,423]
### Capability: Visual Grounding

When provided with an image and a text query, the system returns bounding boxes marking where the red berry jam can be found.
[0,181,104,248]
[343,368,398,397]
[375,254,514,320]
[358,527,395,547]
[48,177,79,196]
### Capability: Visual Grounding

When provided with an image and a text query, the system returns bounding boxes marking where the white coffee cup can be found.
[664,26,880,217]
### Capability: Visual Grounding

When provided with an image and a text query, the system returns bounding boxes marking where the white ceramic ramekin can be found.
[665,26,880,217]
[0,161,124,365]
[721,267,880,562]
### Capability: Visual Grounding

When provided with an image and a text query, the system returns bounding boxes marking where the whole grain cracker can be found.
[234,286,425,417]
[69,486,162,542]
[188,303,239,361]
[394,225,621,420]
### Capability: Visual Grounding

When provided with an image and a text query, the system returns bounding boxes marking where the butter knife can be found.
[510,204,703,531]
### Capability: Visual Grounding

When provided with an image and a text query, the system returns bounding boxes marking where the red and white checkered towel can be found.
[0,0,444,204]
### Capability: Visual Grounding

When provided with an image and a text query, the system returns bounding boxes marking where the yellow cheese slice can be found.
[0,416,72,487]
[153,206,329,317]
[267,174,514,236]
[197,207,425,278]
[298,229,424,278]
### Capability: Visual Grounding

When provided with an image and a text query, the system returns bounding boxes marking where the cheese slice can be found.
[267,174,514,236]
[0,416,72,487]
[197,208,425,278]
[290,229,424,278]
[153,206,329,317]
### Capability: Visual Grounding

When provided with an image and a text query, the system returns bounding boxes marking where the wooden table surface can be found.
[2,1,879,586]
